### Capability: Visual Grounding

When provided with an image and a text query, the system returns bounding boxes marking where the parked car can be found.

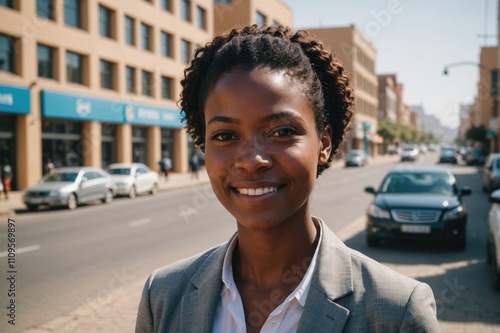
[106,163,159,198]
[487,189,500,291]
[465,148,487,166]
[23,167,114,211]
[364,166,472,249]
[438,146,458,164]
[400,146,419,162]
[344,150,368,167]
[483,153,500,193]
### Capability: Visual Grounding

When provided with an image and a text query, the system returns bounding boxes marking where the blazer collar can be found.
[179,234,236,333]
[297,218,354,332]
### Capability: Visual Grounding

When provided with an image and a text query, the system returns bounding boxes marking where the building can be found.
[377,74,397,122]
[0,0,213,189]
[307,25,382,156]
[213,0,293,34]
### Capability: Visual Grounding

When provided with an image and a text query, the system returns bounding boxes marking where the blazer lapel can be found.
[298,219,354,332]
[179,235,235,333]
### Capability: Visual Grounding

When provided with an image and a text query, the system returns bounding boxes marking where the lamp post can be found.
[443,61,499,153]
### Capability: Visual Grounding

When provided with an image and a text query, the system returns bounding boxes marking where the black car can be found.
[439,147,458,164]
[364,166,472,249]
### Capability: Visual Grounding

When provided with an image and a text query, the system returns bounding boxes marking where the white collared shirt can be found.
[212,222,322,333]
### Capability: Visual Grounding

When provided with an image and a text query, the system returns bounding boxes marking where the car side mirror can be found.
[490,189,500,203]
[364,186,376,194]
[460,186,472,196]
[81,177,88,183]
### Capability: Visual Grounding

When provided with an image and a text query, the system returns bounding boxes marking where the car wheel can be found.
[26,204,38,211]
[67,193,77,210]
[102,190,113,204]
[150,183,158,195]
[128,186,137,199]
[367,235,381,247]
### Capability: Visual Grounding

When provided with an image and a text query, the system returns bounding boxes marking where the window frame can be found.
[100,59,114,90]
[66,51,84,85]
[0,33,16,74]
[37,43,55,79]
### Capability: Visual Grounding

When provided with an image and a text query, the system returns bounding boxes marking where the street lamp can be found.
[442,61,488,75]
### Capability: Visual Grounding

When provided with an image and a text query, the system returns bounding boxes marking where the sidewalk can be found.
[0,168,211,218]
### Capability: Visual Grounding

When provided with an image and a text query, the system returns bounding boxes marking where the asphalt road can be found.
[1,152,499,332]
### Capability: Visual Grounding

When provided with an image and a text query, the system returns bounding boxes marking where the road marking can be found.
[336,216,365,241]
[128,218,152,228]
[0,244,41,258]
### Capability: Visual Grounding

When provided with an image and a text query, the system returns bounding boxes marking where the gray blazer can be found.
[136,221,439,332]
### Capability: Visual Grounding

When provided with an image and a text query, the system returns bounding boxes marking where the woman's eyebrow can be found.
[261,111,305,124]
[207,115,241,126]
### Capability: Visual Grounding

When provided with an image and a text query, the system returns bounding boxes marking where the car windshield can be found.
[495,158,500,169]
[378,173,455,195]
[42,172,78,183]
[347,151,363,157]
[107,168,131,175]
[403,147,415,152]
[441,148,455,154]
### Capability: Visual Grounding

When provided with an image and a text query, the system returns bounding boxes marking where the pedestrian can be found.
[189,152,199,179]
[136,25,439,332]
[158,154,172,180]
[1,158,13,200]
[45,158,55,175]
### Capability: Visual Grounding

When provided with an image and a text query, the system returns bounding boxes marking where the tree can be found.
[465,125,488,143]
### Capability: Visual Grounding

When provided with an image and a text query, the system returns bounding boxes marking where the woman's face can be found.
[204,68,331,231]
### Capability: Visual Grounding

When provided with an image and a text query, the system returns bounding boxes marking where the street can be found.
[1,152,499,332]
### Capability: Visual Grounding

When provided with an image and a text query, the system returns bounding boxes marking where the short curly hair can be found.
[179,25,355,175]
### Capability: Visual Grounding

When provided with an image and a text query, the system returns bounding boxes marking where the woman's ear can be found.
[318,125,333,165]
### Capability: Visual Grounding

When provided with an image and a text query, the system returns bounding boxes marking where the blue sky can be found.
[284,0,498,128]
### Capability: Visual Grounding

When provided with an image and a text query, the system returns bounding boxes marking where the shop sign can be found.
[123,104,184,128]
[0,84,30,114]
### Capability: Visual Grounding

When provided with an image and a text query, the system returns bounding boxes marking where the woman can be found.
[136,25,439,333]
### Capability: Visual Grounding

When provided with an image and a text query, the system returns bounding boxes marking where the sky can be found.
[284,0,498,129]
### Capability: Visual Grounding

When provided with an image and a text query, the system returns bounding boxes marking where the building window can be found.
[37,44,55,79]
[37,0,55,20]
[180,39,191,64]
[65,0,82,28]
[160,31,173,58]
[181,0,191,22]
[141,22,152,51]
[125,16,135,45]
[126,66,135,94]
[256,11,266,26]
[100,59,114,89]
[99,5,113,38]
[0,0,14,8]
[66,51,84,84]
[142,70,152,96]
[161,0,172,12]
[214,0,232,3]
[196,6,206,30]
[161,76,173,100]
[0,34,15,73]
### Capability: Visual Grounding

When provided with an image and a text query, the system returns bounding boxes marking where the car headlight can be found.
[367,204,391,219]
[443,205,466,220]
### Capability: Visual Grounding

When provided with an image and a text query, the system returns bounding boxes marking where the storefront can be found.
[0,84,31,190]
[41,90,185,170]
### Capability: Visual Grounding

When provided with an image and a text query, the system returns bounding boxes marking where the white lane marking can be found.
[336,216,365,241]
[0,244,41,258]
[128,218,152,228]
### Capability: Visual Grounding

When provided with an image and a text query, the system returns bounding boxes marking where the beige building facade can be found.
[214,0,293,34]
[0,0,213,190]
[377,74,397,122]
[307,25,382,156]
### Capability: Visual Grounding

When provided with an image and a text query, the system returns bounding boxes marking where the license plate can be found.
[27,198,44,204]
[401,225,431,234]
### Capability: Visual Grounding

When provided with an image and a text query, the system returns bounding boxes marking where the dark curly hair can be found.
[179,25,355,175]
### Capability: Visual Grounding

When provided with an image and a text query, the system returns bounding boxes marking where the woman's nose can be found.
[233,135,272,172]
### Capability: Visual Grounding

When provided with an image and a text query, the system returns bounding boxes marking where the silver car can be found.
[488,189,500,291]
[23,167,114,211]
[483,153,500,193]
[106,163,159,198]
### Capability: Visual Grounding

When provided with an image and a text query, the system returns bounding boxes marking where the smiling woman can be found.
[136,25,439,333]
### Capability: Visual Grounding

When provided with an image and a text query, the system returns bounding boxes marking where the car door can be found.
[78,171,96,202]
[91,171,109,199]
[135,167,149,193]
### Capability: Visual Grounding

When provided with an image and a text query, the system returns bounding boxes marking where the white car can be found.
[106,163,159,198]
[488,189,500,291]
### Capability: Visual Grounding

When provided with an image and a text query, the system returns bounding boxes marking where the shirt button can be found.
[272,321,276,325]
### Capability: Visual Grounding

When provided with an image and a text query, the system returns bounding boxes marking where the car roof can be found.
[107,163,145,168]
[54,166,100,172]
[387,166,452,175]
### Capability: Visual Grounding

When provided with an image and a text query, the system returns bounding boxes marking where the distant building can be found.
[307,25,382,156]
[377,75,398,122]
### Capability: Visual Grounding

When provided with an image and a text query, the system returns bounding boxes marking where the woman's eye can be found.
[271,127,297,137]
[211,132,235,141]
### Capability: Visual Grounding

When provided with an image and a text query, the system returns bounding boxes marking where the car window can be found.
[107,168,131,175]
[91,171,103,179]
[495,158,500,169]
[379,173,454,195]
[83,172,95,180]
[42,172,78,183]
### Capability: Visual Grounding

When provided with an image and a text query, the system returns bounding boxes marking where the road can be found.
[0,152,499,332]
